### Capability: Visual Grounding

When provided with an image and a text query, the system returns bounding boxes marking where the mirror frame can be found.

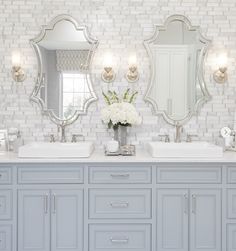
[144,15,211,126]
[30,14,98,126]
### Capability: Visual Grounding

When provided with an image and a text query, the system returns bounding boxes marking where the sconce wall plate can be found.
[12,66,26,82]
[101,66,116,83]
[213,67,227,84]
[125,65,139,83]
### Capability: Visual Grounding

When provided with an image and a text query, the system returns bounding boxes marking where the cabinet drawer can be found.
[157,165,222,183]
[89,189,151,219]
[18,165,83,184]
[89,224,151,251]
[0,168,12,185]
[0,191,12,220]
[89,166,152,184]
[227,224,236,251]
[0,225,12,251]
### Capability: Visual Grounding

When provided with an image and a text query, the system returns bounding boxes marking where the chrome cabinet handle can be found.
[110,174,130,179]
[52,194,56,214]
[110,201,129,208]
[110,237,129,243]
[44,194,49,214]
[184,194,188,214]
[192,194,196,214]
[0,173,2,178]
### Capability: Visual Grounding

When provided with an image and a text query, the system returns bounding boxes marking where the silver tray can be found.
[104,145,136,156]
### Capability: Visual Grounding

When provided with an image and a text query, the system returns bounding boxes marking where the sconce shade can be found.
[11,51,26,82]
[213,52,228,84]
[101,52,115,83]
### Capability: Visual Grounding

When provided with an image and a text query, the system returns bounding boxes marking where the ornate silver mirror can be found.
[30,15,98,126]
[144,15,211,125]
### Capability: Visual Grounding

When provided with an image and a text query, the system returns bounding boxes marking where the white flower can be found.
[101,102,142,127]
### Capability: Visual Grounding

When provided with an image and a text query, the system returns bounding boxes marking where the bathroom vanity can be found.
[1,150,236,251]
[2,12,231,251]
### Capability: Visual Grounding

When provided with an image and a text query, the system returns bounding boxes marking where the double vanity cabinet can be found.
[1,155,236,251]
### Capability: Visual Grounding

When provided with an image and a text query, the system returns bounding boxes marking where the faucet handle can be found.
[186,134,198,143]
[71,134,84,143]
[158,134,170,143]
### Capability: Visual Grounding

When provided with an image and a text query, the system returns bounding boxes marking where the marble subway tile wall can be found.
[0,0,236,146]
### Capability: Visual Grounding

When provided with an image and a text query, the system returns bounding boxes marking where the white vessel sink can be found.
[147,141,223,158]
[18,142,94,158]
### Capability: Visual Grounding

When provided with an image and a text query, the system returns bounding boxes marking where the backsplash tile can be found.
[0,0,236,146]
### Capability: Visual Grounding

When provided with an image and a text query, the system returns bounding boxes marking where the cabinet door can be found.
[190,189,221,251]
[51,189,83,251]
[157,189,189,251]
[18,190,50,251]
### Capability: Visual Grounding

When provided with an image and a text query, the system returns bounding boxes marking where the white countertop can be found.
[1,148,236,163]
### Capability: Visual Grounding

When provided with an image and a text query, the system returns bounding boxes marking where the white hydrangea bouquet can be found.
[101,89,142,129]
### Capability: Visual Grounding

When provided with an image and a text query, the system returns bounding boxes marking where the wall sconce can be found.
[213,52,228,84]
[11,51,26,82]
[101,52,115,83]
[126,54,139,83]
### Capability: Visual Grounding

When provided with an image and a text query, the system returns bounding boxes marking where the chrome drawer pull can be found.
[52,194,56,214]
[0,174,2,178]
[192,194,196,214]
[184,194,188,214]
[110,237,129,243]
[110,174,130,179]
[110,201,129,208]
[44,194,49,214]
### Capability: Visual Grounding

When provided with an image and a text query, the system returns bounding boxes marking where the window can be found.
[61,72,91,119]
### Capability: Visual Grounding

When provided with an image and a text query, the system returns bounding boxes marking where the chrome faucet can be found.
[58,123,66,143]
[175,123,183,143]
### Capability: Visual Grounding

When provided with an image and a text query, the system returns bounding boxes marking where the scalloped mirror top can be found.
[30,15,98,126]
[144,15,211,125]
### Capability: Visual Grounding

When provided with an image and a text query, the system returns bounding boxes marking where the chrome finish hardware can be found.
[158,134,170,143]
[58,124,66,143]
[186,134,198,142]
[184,194,188,214]
[52,194,56,214]
[175,123,183,143]
[0,174,2,178]
[110,237,129,243]
[71,134,85,143]
[44,194,49,214]
[110,173,130,179]
[192,194,196,214]
[110,201,129,208]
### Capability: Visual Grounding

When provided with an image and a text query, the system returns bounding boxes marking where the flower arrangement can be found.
[101,89,142,129]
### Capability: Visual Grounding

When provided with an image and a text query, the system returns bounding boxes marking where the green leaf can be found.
[102,91,111,105]
[129,91,138,103]
[123,88,130,101]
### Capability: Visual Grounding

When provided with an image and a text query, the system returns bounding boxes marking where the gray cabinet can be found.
[18,189,83,251]
[157,189,221,251]
[0,162,229,251]
[157,189,188,251]
[18,190,50,251]
[190,189,221,251]
[51,189,83,251]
